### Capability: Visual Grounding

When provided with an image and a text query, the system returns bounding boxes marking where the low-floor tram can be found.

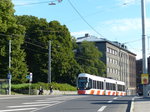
[77,73,126,96]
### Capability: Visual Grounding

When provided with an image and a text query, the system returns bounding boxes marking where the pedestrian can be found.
[148,90,150,96]
[38,86,43,95]
[49,85,53,94]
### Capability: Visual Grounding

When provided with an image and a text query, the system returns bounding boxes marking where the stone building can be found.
[77,34,136,95]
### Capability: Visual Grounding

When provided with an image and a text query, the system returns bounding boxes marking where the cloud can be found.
[117,0,150,6]
[117,0,137,6]
[71,31,91,38]
[104,18,150,33]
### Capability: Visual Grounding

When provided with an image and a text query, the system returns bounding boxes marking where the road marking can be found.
[8,104,50,108]
[0,95,41,100]
[130,97,136,112]
[108,100,113,103]
[31,101,64,112]
[23,101,59,104]
[113,97,118,99]
[97,106,107,112]
[0,108,36,112]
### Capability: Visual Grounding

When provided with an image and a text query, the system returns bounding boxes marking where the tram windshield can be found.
[78,77,87,90]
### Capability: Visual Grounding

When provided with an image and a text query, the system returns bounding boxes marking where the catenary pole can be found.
[141,0,148,97]
[9,40,11,95]
[48,40,51,83]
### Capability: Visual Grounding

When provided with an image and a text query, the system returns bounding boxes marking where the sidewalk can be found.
[131,96,150,112]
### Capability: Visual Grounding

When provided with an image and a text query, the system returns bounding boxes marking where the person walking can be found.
[38,86,43,95]
[49,86,53,94]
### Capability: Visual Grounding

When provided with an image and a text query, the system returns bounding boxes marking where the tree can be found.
[16,16,81,85]
[48,21,82,84]
[0,0,28,83]
[16,15,49,83]
[76,41,106,77]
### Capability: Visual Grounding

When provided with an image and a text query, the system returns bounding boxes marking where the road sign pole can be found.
[29,73,33,95]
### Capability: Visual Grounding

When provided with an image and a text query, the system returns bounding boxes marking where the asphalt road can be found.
[0,95,133,112]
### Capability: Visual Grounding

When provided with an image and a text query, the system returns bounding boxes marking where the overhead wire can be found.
[15,1,51,6]
[24,41,48,50]
[68,0,105,38]
[22,46,48,54]
[14,0,63,7]
[0,33,48,51]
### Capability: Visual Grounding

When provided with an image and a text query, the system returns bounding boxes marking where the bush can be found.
[11,82,76,94]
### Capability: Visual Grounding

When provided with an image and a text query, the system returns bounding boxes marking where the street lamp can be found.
[141,0,148,97]
[8,40,11,95]
[48,40,51,83]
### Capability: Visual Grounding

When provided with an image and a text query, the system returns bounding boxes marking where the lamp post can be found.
[48,40,51,83]
[8,40,11,95]
[141,0,148,97]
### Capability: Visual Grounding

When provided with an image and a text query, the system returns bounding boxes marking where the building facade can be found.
[77,34,136,95]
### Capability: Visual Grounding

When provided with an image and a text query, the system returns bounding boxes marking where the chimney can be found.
[85,33,90,37]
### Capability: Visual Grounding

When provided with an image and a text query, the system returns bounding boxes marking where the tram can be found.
[77,73,126,96]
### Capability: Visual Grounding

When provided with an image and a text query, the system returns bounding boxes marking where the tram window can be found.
[97,81,99,89]
[93,80,96,89]
[102,82,104,89]
[113,84,116,90]
[78,77,87,90]
[109,83,111,90]
[118,85,123,91]
[88,79,92,89]
[100,81,101,89]
[118,85,120,91]
[99,81,101,89]
[96,81,98,89]
[106,83,109,90]
[123,85,125,91]
[110,83,112,90]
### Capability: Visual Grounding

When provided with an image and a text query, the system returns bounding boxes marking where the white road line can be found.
[7,104,50,108]
[0,108,36,112]
[0,95,40,100]
[97,106,107,112]
[113,97,118,99]
[31,101,64,112]
[36,100,46,101]
[108,100,113,103]
[130,97,136,112]
[23,101,59,104]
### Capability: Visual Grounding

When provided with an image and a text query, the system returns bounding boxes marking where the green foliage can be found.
[0,0,28,83]
[11,82,76,92]
[76,41,106,77]
[16,16,81,85]
[0,1,106,85]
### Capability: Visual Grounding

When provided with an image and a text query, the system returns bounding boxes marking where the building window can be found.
[107,47,109,53]
[107,68,110,73]
[107,57,109,63]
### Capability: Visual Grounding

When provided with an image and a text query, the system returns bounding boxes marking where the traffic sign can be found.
[7,73,11,79]
[26,75,30,79]
[141,74,149,84]
[29,73,33,82]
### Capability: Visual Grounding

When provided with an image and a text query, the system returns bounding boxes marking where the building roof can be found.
[77,33,136,56]
[76,34,106,43]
